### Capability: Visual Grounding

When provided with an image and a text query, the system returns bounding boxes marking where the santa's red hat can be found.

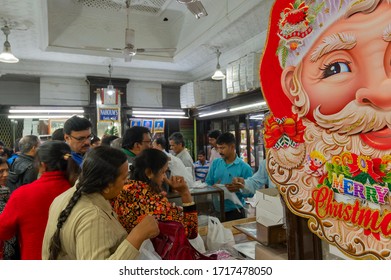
[260,0,355,119]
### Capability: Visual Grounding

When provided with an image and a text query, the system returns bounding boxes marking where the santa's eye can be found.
[320,61,351,79]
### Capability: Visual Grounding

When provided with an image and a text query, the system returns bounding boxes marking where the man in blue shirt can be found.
[193,150,210,182]
[205,132,253,221]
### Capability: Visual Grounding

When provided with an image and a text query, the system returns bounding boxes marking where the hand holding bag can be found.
[151,220,216,260]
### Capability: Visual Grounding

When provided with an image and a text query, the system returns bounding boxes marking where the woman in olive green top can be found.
[42,146,159,260]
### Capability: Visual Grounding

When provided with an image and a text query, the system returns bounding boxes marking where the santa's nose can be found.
[356,78,391,109]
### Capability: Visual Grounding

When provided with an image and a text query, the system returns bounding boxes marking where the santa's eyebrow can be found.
[310,33,357,62]
[383,24,391,42]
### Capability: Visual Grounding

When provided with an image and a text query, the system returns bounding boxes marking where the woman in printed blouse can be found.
[113,148,198,239]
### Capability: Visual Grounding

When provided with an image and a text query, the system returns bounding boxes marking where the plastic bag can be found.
[137,239,162,260]
[206,216,235,251]
[188,234,206,253]
[215,184,243,207]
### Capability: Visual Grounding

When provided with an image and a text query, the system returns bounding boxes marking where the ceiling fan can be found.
[176,0,208,19]
[88,0,176,62]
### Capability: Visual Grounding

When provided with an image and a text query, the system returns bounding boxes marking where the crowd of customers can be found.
[0,114,269,260]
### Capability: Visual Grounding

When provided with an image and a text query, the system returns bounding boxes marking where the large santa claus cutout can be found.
[260,0,391,259]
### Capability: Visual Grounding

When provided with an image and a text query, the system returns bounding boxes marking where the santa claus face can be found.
[282,2,391,150]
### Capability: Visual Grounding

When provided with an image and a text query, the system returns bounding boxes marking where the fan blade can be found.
[135,48,176,53]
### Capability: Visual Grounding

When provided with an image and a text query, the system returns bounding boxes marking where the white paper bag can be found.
[206,216,235,251]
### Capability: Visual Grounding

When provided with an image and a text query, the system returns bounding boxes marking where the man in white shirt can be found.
[168,132,194,177]
[207,130,221,162]
[153,137,194,188]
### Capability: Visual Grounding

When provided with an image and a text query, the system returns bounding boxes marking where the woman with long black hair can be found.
[42,146,159,260]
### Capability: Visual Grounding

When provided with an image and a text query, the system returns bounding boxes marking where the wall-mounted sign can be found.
[261,0,391,259]
[154,119,165,133]
[130,118,142,127]
[142,119,153,130]
[99,108,119,121]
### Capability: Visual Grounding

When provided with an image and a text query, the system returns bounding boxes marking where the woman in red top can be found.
[113,148,198,239]
[0,140,79,259]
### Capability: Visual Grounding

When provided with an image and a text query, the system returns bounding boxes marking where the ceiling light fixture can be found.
[8,115,80,119]
[132,110,185,116]
[106,64,115,96]
[133,115,188,119]
[0,25,19,63]
[211,49,225,80]
[229,101,267,112]
[9,109,84,113]
[249,114,265,120]
[199,109,228,118]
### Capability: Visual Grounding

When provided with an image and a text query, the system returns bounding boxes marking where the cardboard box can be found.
[255,188,284,225]
[257,221,286,246]
[255,189,286,246]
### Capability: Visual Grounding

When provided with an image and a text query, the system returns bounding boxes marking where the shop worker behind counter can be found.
[63,116,93,167]
[205,132,253,221]
[169,132,195,177]
[207,130,222,163]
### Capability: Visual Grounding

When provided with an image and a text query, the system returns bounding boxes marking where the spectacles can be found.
[69,134,93,142]
[0,168,9,176]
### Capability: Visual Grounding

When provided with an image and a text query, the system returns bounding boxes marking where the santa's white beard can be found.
[303,119,389,160]
[313,100,391,135]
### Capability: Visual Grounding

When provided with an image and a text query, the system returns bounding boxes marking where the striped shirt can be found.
[193,160,210,182]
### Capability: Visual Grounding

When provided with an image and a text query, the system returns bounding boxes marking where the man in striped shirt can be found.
[193,150,210,182]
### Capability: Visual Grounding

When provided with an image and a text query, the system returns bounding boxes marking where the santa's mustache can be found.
[313,101,391,135]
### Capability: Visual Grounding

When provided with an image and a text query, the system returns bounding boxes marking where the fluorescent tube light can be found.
[9,109,84,113]
[8,115,77,119]
[133,115,188,119]
[199,109,228,118]
[249,114,265,120]
[229,101,267,112]
[132,110,185,115]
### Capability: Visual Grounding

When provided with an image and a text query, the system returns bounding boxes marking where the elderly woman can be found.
[113,148,198,239]
[42,146,159,260]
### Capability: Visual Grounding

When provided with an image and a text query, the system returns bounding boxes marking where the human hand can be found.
[126,215,159,249]
[166,175,188,194]
[226,180,244,192]
[137,215,160,238]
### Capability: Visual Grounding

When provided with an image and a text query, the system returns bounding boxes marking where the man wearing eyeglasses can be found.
[121,126,152,166]
[63,116,93,167]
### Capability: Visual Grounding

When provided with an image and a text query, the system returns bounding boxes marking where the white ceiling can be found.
[0,0,272,84]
